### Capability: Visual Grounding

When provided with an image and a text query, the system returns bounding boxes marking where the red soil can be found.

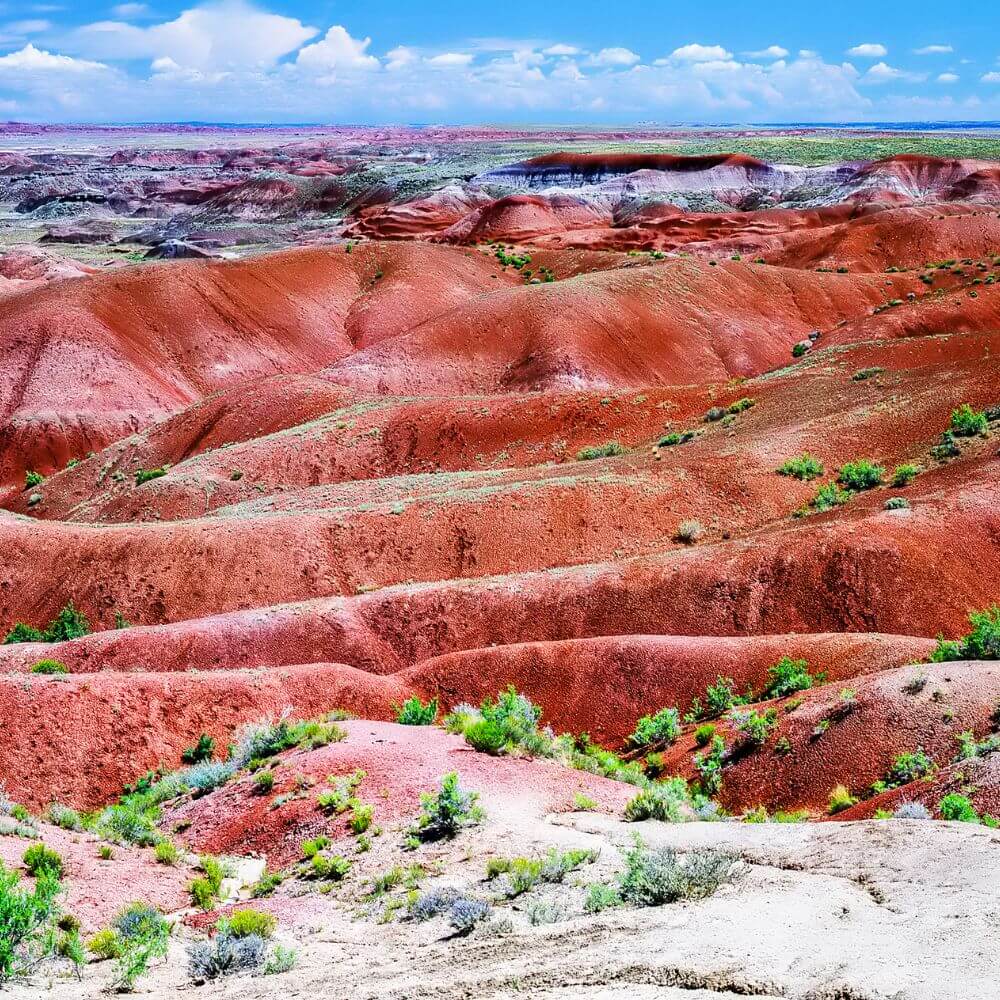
[164,721,636,865]
[517,152,769,174]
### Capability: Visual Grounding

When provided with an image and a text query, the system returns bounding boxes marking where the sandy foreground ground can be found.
[11,799,998,1000]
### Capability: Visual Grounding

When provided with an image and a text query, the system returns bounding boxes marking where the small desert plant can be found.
[777,454,824,481]
[938,793,979,823]
[448,898,491,933]
[693,735,726,795]
[674,519,704,545]
[111,903,170,992]
[30,659,68,675]
[217,909,276,939]
[950,404,988,437]
[809,481,851,512]
[628,706,680,749]
[852,367,885,381]
[22,844,63,880]
[624,778,692,823]
[394,696,438,726]
[576,441,626,461]
[252,771,275,796]
[181,734,215,765]
[730,707,779,747]
[893,801,931,820]
[891,463,921,487]
[827,784,857,815]
[459,687,552,758]
[872,749,936,794]
[584,883,622,913]
[837,459,884,491]
[930,606,1000,662]
[762,657,817,699]
[407,773,483,845]
[135,468,167,486]
[24,471,43,489]
[153,840,180,866]
[572,792,598,811]
[46,803,82,831]
[618,836,739,906]
[0,862,61,983]
[694,723,717,747]
[884,497,910,510]
[187,932,265,981]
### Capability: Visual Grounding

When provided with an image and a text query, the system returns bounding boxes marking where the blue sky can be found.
[0,0,998,123]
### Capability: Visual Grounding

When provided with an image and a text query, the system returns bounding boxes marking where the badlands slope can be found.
[1,145,999,997]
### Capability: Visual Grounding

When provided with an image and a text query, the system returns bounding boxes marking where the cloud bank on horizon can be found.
[0,0,997,123]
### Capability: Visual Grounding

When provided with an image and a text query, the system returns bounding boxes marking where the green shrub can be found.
[394,696,438,726]
[94,798,161,847]
[730,707,778,747]
[306,854,350,881]
[181,734,215,765]
[459,687,551,758]
[251,870,284,898]
[189,878,216,911]
[572,792,598,811]
[950,404,988,437]
[111,903,169,991]
[45,602,91,643]
[153,841,180,866]
[486,848,596,897]
[837,460,884,491]
[97,845,113,861]
[852,367,885,381]
[619,835,738,906]
[891,463,921,487]
[693,735,726,796]
[658,430,696,447]
[884,497,910,510]
[931,430,961,461]
[576,442,626,461]
[217,909,276,939]
[22,844,63,880]
[584,883,622,913]
[809,481,851,512]
[826,784,857,815]
[939,793,979,823]
[24,471,43,489]
[726,397,755,415]
[349,801,374,834]
[694,723,716,748]
[135,468,167,486]
[872,749,936,794]
[2,624,44,645]
[300,836,330,859]
[0,862,61,982]
[463,718,507,754]
[791,342,809,358]
[315,769,365,813]
[777,454,824,481]
[87,927,121,960]
[252,771,275,796]
[30,659,69,675]
[628,706,680,749]
[762,657,816,699]
[407,773,482,845]
[704,676,746,717]
[624,778,692,823]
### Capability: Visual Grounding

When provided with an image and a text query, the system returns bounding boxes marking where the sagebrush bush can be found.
[22,844,63,880]
[407,773,482,845]
[777,454,824,481]
[46,803,82,831]
[931,605,1000,662]
[618,836,738,906]
[893,801,931,820]
[584,883,622,913]
[628,706,680,749]
[891,463,921,487]
[674,519,704,545]
[0,862,60,983]
[576,441,626,461]
[187,931,265,981]
[762,657,816,699]
[394,696,438,725]
[111,902,170,991]
[181,734,215,765]
[624,778,692,823]
[218,909,276,940]
[837,460,884,491]
[950,403,988,437]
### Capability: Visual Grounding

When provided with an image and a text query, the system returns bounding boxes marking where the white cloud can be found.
[937,72,958,83]
[5,19,51,33]
[72,1,317,71]
[0,43,108,72]
[543,44,579,57]
[385,45,416,71]
[744,45,788,60]
[983,71,1000,83]
[914,44,953,55]
[426,52,473,66]
[295,26,378,72]
[799,50,818,59]
[861,61,925,84]
[847,43,888,58]
[670,43,732,62]
[591,46,639,66]
[110,3,150,17]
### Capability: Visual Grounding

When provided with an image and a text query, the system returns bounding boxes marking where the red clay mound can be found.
[0,823,189,931]
[0,664,405,810]
[346,185,494,239]
[657,660,1000,813]
[0,242,513,485]
[858,155,1000,199]
[322,259,918,393]
[163,720,635,865]
[403,633,935,745]
[438,194,611,244]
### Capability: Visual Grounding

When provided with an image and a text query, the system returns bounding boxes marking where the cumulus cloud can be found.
[296,26,378,73]
[426,52,473,66]
[914,44,953,55]
[590,46,640,66]
[862,61,924,84]
[743,45,788,60]
[983,71,1000,83]
[937,72,959,83]
[669,43,733,62]
[0,43,108,72]
[543,44,580,57]
[847,43,888,58]
[72,0,317,71]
